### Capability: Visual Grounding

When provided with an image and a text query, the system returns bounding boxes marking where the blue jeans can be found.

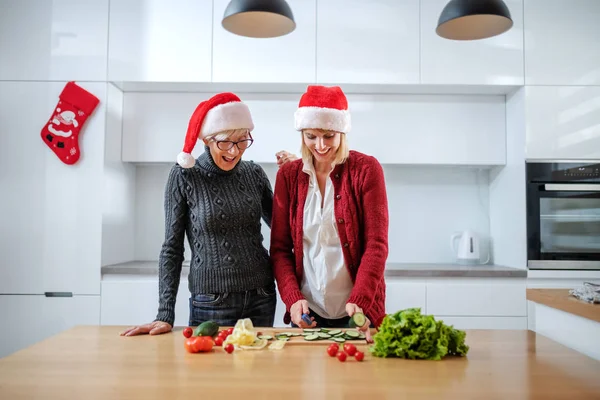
[189,283,276,328]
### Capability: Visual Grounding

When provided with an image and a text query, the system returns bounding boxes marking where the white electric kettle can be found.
[451,230,481,265]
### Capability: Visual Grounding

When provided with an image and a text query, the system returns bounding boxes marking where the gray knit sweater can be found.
[155,147,274,326]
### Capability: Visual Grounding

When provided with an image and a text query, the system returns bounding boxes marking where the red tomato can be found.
[226,328,234,335]
[326,344,339,357]
[184,337,198,353]
[343,343,357,356]
[218,331,228,340]
[224,344,234,354]
[337,352,347,362]
[182,327,193,338]
[200,336,214,352]
[214,337,224,346]
[355,351,365,362]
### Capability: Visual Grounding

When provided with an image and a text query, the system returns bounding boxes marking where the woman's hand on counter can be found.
[290,299,317,329]
[120,321,173,337]
[346,303,374,344]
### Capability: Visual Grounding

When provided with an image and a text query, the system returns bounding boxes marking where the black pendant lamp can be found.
[436,0,513,40]
[222,0,296,38]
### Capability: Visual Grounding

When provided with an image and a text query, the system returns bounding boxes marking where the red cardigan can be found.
[270,150,389,327]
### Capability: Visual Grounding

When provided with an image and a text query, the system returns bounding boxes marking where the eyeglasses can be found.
[214,136,254,151]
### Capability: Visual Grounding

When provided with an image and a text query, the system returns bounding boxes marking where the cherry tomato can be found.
[226,328,234,335]
[326,344,339,357]
[218,331,228,340]
[182,327,193,338]
[343,343,357,356]
[224,344,234,354]
[355,351,365,362]
[337,352,347,362]
[214,337,224,346]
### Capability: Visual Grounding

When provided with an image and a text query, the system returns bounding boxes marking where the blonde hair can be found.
[300,130,349,165]
[206,128,250,142]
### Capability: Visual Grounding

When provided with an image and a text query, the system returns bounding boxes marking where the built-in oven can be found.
[526,162,600,270]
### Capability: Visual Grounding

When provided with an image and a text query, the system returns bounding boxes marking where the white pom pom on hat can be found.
[177,92,254,168]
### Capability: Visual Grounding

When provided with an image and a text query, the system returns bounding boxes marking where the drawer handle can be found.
[44,292,73,297]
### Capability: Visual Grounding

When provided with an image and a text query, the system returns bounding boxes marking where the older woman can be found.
[270,85,389,342]
[122,93,277,336]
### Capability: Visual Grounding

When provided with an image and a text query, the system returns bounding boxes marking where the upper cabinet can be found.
[525,86,600,160]
[316,0,420,85]
[0,0,109,81]
[212,0,316,83]
[524,0,600,85]
[108,0,212,82]
[420,0,524,85]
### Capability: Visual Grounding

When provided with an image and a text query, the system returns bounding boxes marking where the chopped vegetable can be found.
[349,312,367,328]
[370,308,469,360]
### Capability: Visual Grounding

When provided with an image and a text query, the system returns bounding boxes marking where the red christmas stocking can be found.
[41,82,100,165]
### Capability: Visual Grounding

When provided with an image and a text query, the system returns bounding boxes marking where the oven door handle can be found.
[544,183,600,191]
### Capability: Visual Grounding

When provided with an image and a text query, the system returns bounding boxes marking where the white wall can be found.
[132,163,491,265]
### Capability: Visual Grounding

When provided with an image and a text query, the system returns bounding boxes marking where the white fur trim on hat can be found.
[294,106,351,133]
[199,101,254,138]
[177,152,196,169]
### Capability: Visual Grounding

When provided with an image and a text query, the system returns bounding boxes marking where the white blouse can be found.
[300,159,353,319]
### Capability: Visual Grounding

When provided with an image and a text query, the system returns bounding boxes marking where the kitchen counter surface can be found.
[1,326,599,399]
[527,288,600,323]
[102,261,527,279]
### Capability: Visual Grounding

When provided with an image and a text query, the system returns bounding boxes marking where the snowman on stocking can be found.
[41,82,100,165]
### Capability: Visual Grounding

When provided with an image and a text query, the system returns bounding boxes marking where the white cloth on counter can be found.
[569,282,600,304]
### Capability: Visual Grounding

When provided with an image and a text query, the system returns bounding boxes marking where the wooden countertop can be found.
[527,289,600,323]
[1,326,600,399]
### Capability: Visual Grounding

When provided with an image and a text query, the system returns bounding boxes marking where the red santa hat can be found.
[177,92,254,168]
[294,85,351,134]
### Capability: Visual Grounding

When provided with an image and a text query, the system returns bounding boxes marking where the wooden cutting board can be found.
[255,327,372,346]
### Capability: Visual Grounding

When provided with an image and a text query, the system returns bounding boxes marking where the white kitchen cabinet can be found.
[316,0,419,84]
[100,278,190,326]
[122,91,505,165]
[0,0,109,81]
[420,0,524,85]
[0,295,100,358]
[426,278,527,317]
[525,0,600,85]
[385,280,427,314]
[525,86,600,160]
[121,91,301,164]
[212,0,316,83]
[0,82,106,295]
[348,93,506,165]
[432,316,527,330]
[101,276,289,328]
[108,0,212,82]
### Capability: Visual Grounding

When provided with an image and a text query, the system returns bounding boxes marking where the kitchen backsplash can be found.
[132,163,491,265]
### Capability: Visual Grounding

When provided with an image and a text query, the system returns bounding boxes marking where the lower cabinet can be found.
[0,295,100,358]
[100,276,528,331]
[101,278,289,328]
[385,277,527,329]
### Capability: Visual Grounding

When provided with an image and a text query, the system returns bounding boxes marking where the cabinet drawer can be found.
[385,280,427,314]
[427,279,526,317]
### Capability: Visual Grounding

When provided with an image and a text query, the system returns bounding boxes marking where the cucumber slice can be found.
[277,337,290,341]
[291,333,302,337]
[258,335,273,340]
[317,332,331,339]
[345,330,360,339]
[319,328,330,333]
[303,328,319,333]
[304,334,320,341]
[328,329,342,336]
[333,337,346,343]
[350,312,367,328]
